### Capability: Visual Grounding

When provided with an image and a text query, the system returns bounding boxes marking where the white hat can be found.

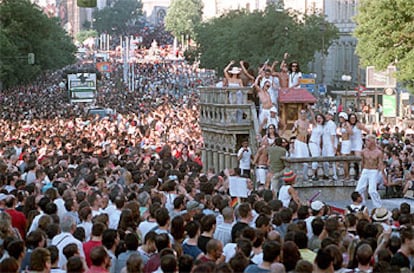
[228,67,241,74]
[311,200,325,211]
[327,110,335,116]
[338,112,348,120]
[270,106,278,113]
[372,207,392,222]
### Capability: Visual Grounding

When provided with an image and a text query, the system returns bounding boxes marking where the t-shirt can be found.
[390,251,410,268]
[83,240,102,267]
[244,264,270,273]
[231,222,249,243]
[267,146,286,173]
[182,243,203,260]
[197,235,212,254]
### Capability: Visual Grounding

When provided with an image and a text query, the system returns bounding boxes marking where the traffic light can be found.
[28,53,35,65]
[77,0,97,8]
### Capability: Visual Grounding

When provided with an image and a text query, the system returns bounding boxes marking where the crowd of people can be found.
[0,49,413,273]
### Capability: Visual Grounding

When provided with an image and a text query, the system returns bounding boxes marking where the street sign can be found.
[366,66,397,88]
[300,74,316,93]
[383,95,396,117]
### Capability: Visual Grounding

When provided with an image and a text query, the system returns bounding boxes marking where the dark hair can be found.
[102,229,118,249]
[236,238,252,257]
[90,246,108,266]
[311,217,325,236]
[125,233,139,251]
[160,254,177,273]
[47,245,59,265]
[262,240,281,263]
[91,222,106,237]
[7,240,25,260]
[63,243,78,260]
[185,221,200,238]
[200,214,216,232]
[178,254,193,273]
[315,247,334,270]
[155,207,170,227]
[155,233,170,252]
[67,256,84,273]
[170,215,185,241]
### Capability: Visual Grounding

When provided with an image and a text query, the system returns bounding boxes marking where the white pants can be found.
[355,169,382,208]
[295,139,309,179]
[259,108,271,125]
[308,142,321,170]
[255,167,268,184]
[322,144,337,177]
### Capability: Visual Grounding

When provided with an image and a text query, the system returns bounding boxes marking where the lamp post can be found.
[341,74,352,110]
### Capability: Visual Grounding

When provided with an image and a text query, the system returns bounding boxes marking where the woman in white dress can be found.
[288,61,302,89]
[308,105,325,181]
[349,113,368,179]
[337,112,353,179]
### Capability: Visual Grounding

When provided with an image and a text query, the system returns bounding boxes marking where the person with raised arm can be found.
[307,105,325,181]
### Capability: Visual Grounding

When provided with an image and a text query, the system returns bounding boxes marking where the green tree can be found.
[164,0,203,42]
[193,6,338,74]
[76,29,98,44]
[354,0,414,90]
[0,0,76,89]
[93,0,143,35]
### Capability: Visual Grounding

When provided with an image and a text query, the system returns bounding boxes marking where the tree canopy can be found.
[93,0,143,35]
[0,0,76,89]
[192,6,338,73]
[164,0,203,39]
[354,0,414,90]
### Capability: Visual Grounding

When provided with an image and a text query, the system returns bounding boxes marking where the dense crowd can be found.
[0,51,413,273]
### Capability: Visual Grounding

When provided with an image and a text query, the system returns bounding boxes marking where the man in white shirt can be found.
[213,207,234,246]
[51,214,85,269]
[237,139,252,177]
[322,111,338,180]
[107,195,124,230]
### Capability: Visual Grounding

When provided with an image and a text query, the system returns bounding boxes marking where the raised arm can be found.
[224,60,235,80]
[307,104,316,125]
[240,61,255,81]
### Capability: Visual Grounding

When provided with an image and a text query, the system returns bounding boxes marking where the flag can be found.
[231,197,239,208]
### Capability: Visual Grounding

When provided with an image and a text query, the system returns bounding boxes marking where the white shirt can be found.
[223,242,237,262]
[237,147,252,170]
[138,220,158,240]
[54,198,67,221]
[108,209,122,230]
[323,120,337,147]
[289,72,302,88]
[77,221,93,241]
[51,232,85,269]
[28,211,44,234]
[214,222,234,246]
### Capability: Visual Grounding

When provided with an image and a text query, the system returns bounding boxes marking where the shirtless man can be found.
[292,109,311,180]
[355,134,387,208]
[254,75,273,124]
[272,53,289,89]
[252,138,269,188]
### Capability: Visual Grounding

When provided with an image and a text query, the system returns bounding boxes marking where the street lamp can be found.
[341,74,352,110]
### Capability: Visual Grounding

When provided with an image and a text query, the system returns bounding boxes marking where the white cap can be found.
[270,106,278,113]
[338,112,348,120]
[311,200,325,211]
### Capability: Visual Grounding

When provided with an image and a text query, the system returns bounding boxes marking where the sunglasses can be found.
[265,85,271,88]
[292,64,298,67]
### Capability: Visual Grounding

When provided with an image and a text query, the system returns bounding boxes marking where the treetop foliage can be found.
[93,0,143,35]
[164,0,203,38]
[354,0,414,90]
[0,0,76,89]
[192,5,338,74]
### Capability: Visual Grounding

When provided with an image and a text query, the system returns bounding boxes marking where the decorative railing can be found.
[282,155,362,184]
